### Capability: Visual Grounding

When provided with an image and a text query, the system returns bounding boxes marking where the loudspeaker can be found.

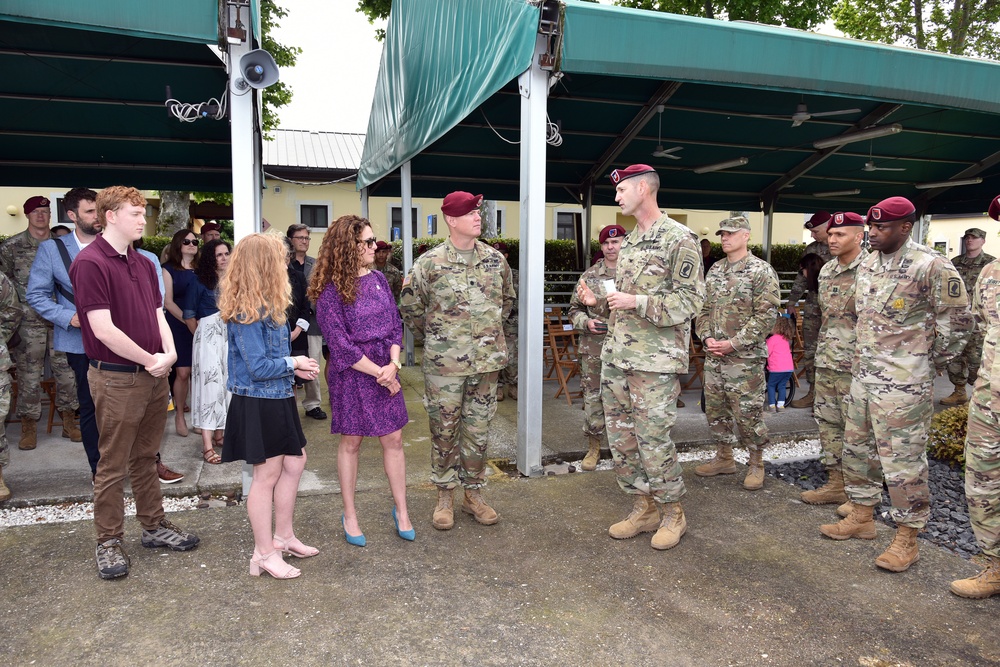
[236,49,279,90]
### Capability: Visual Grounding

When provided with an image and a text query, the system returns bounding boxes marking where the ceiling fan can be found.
[751,101,861,127]
[651,105,683,159]
[862,143,905,172]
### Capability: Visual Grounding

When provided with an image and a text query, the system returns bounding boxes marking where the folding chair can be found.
[546,318,583,405]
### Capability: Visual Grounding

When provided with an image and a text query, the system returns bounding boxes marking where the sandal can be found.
[202,448,222,465]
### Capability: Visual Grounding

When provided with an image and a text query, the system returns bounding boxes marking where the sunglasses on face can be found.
[182,239,199,246]
[360,238,377,248]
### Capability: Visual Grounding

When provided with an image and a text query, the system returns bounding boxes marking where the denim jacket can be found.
[227,315,296,399]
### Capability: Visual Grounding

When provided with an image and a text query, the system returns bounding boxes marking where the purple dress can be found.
[317,271,409,437]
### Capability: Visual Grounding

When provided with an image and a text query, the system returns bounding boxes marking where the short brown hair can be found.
[96,186,146,224]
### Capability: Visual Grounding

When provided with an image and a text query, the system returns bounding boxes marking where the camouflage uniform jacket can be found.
[816,250,868,373]
[853,238,973,385]
[0,272,21,372]
[696,253,780,360]
[595,214,705,374]
[375,262,404,303]
[787,241,832,305]
[952,251,995,333]
[0,230,48,326]
[503,267,519,339]
[568,259,615,357]
[971,260,1000,412]
[399,238,515,376]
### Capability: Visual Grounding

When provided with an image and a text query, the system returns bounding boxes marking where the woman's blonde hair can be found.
[218,233,291,326]
[308,214,371,305]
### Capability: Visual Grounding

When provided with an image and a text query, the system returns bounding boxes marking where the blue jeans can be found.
[767,371,793,406]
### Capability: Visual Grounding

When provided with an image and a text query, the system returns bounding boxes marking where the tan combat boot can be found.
[789,389,814,409]
[432,487,455,530]
[744,449,765,490]
[950,555,1000,599]
[61,410,82,442]
[650,502,686,550]
[801,467,848,505]
[496,386,505,402]
[581,435,601,471]
[819,503,877,540]
[0,464,10,502]
[18,420,36,451]
[940,385,969,406]
[507,385,518,401]
[694,446,738,477]
[875,525,920,572]
[836,500,852,518]
[609,494,660,539]
[462,488,499,525]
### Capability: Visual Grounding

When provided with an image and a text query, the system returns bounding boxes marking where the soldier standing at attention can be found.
[695,216,780,491]
[373,241,403,303]
[820,196,972,573]
[950,194,1000,599]
[801,212,867,506]
[568,224,625,471]
[787,211,833,409]
[0,272,22,501]
[491,241,518,402]
[576,165,704,551]
[399,191,515,530]
[0,196,80,451]
[941,227,995,406]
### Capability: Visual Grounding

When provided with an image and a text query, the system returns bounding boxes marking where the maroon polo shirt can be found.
[69,234,163,365]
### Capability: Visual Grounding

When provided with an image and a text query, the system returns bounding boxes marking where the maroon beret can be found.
[441,191,483,217]
[599,225,627,243]
[867,196,915,223]
[610,164,655,184]
[989,194,1000,222]
[201,222,221,233]
[828,212,864,228]
[491,241,508,253]
[23,196,50,216]
[375,240,391,250]
[804,211,831,229]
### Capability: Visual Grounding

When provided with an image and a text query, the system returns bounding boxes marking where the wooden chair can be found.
[682,337,706,390]
[7,370,62,432]
[546,316,583,405]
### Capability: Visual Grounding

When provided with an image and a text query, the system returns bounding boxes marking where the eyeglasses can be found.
[291,235,310,241]
[182,239,199,247]
[360,238,377,248]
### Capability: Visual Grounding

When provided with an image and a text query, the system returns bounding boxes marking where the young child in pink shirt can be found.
[766,315,796,412]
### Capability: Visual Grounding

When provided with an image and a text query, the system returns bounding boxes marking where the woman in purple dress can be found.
[310,215,412,546]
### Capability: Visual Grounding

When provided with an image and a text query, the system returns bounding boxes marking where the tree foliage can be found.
[832,0,1000,58]
[356,0,392,41]
[615,0,836,30]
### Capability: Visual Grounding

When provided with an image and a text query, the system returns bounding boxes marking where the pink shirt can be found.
[766,334,794,372]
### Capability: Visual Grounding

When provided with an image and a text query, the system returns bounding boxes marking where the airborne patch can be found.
[679,259,694,279]
[948,277,962,299]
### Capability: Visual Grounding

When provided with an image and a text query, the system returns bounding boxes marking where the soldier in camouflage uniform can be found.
[488,242,519,402]
[820,197,973,574]
[576,165,704,551]
[941,228,995,406]
[0,271,23,501]
[0,196,80,451]
[568,225,624,471]
[695,216,780,491]
[951,195,1000,599]
[801,212,867,506]
[373,241,404,303]
[399,191,515,531]
[787,211,833,409]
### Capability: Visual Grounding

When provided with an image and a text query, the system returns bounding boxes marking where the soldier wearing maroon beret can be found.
[821,196,973,574]
[372,240,402,303]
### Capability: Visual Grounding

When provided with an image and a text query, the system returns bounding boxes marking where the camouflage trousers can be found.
[964,396,1000,558]
[947,327,985,387]
[580,351,607,439]
[12,323,78,419]
[0,374,10,467]
[842,380,932,528]
[799,302,821,388]
[423,371,499,490]
[813,367,852,468]
[497,333,517,390]
[704,356,768,453]
[601,364,685,503]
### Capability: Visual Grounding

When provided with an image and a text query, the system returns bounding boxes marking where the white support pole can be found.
[516,35,549,477]
[401,161,415,366]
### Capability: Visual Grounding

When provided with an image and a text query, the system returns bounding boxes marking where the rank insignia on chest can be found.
[892,298,905,310]
[831,287,839,294]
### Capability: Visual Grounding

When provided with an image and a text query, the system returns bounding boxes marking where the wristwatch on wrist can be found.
[392,359,402,370]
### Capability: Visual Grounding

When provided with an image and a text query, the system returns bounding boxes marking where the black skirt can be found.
[221,395,306,465]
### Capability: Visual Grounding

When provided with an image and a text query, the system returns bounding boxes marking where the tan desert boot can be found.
[581,435,601,471]
[61,410,82,442]
[462,488,499,525]
[836,500,852,518]
[496,386,505,402]
[432,487,455,530]
[694,446,738,477]
[875,525,920,572]
[609,494,660,539]
[789,389,814,409]
[0,464,10,502]
[744,449,765,490]
[940,385,969,406]
[819,503,877,540]
[18,420,36,450]
[950,555,1000,599]
[650,502,686,550]
[801,467,848,505]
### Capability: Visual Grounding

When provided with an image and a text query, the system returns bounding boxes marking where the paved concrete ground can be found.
[1,364,994,666]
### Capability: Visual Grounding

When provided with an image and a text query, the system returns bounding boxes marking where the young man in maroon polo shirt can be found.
[70,186,199,580]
